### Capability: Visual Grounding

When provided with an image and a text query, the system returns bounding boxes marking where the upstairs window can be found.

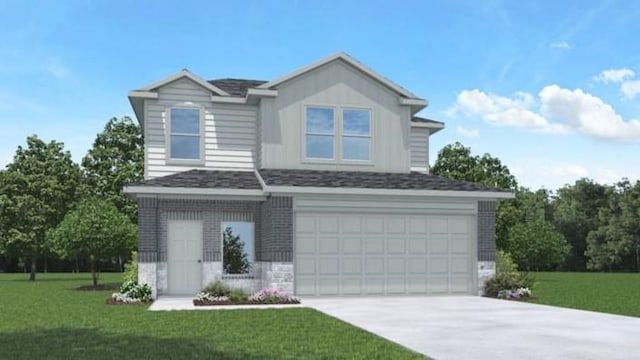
[342,109,371,161]
[169,108,201,161]
[305,107,335,160]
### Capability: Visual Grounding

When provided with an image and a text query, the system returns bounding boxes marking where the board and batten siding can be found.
[410,127,429,174]
[144,77,258,179]
[260,60,412,173]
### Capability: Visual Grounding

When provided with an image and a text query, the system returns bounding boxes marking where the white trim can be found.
[128,91,158,99]
[399,98,428,107]
[246,88,278,97]
[166,105,205,165]
[257,52,424,101]
[411,121,444,129]
[138,70,230,96]
[210,95,246,104]
[123,186,266,197]
[265,185,514,199]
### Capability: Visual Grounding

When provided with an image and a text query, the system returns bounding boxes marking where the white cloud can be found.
[516,163,639,190]
[456,126,479,138]
[621,80,640,99]
[450,85,640,142]
[550,41,572,50]
[594,68,635,83]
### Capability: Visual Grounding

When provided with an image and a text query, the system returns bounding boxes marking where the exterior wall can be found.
[477,201,497,294]
[260,196,294,261]
[410,127,429,173]
[144,77,258,179]
[260,60,412,173]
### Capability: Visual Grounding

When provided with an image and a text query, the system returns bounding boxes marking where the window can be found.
[305,107,335,160]
[169,108,201,160]
[342,109,370,161]
[222,222,254,275]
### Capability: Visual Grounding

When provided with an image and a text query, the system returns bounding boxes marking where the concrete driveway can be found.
[303,296,640,360]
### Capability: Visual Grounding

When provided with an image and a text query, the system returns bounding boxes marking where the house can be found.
[124,52,512,298]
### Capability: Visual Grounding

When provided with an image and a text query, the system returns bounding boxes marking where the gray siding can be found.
[477,201,497,261]
[410,127,429,173]
[144,77,258,179]
[261,60,412,173]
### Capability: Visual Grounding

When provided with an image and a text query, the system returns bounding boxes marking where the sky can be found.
[1,0,639,191]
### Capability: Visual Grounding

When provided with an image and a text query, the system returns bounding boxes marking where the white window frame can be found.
[166,105,205,165]
[341,107,372,162]
[303,105,336,161]
[302,104,373,164]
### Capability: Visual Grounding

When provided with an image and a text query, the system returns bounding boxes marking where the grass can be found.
[531,272,640,317]
[0,273,423,360]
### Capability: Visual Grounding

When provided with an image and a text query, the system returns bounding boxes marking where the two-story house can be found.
[124,52,512,298]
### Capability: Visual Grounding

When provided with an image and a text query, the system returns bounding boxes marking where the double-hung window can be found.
[169,108,201,161]
[305,107,335,160]
[304,106,371,162]
[342,109,371,161]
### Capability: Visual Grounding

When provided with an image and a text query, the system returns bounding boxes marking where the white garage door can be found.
[295,213,474,296]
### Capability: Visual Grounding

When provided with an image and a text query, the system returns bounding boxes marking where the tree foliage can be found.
[222,226,251,274]
[0,136,81,280]
[507,219,571,270]
[81,117,143,223]
[48,198,136,286]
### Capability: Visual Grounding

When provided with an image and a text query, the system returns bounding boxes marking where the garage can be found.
[295,213,475,296]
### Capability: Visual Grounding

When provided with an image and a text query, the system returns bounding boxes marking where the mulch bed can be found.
[77,284,118,291]
[193,299,301,306]
[105,298,152,306]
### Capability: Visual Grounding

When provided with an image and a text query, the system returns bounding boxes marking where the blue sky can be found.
[1,0,639,190]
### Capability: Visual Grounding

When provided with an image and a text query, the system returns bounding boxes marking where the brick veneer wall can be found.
[260,196,293,262]
[477,201,497,262]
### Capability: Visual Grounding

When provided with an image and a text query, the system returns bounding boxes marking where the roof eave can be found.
[263,185,514,199]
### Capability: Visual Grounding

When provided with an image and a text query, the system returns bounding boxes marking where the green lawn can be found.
[531,272,640,317]
[0,273,422,360]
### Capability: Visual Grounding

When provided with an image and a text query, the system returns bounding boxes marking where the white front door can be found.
[167,219,203,295]
[295,213,474,296]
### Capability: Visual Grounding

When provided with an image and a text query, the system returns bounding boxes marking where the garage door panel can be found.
[319,258,339,275]
[343,237,362,254]
[341,217,362,233]
[365,258,384,275]
[295,213,474,296]
[342,258,362,275]
[387,238,406,254]
[365,237,384,254]
[319,216,339,233]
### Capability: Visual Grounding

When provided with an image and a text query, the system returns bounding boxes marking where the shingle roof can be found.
[411,116,444,125]
[130,170,262,189]
[258,169,505,192]
[207,78,268,97]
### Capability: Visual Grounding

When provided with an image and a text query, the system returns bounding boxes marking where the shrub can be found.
[112,280,153,303]
[123,251,138,283]
[496,250,518,275]
[202,280,232,297]
[483,272,524,298]
[195,292,229,302]
[249,288,300,304]
[497,287,532,300]
[228,289,249,302]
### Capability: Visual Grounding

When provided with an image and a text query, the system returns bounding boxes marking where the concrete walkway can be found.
[303,296,640,360]
[148,296,304,311]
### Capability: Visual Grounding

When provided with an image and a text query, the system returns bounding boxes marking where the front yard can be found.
[0,273,422,360]
[531,272,640,317]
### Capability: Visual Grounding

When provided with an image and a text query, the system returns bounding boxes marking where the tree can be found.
[432,142,518,249]
[0,136,81,281]
[222,226,251,274]
[553,179,610,270]
[82,117,143,223]
[496,188,553,249]
[48,198,136,287]
[507,219,571,270]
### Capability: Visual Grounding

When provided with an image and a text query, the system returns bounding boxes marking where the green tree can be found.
[82,117,143,223]
[507,219,571,270]
[0,136,81,281]
[553,179,610,270]
[496,188,553,249]
[48,198,137,287]
[222,226,251,274]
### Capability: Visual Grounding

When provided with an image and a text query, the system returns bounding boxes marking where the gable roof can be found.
[138,69,230,96]
[208,78,268,97]
[257,52,424,100]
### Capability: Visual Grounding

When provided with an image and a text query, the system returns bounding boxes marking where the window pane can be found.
[343,109,370,135]
[171,108,200,134]
[306,107,334,134]
[306,134,334,159]
[222,222,254,274]
[170,135,200,160]
[342,136,370,161]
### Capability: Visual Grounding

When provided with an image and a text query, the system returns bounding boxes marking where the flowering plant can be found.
[248,288,300,304]
[497,287,532,300]
[195,292,229,302]
[111,280,153,303]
